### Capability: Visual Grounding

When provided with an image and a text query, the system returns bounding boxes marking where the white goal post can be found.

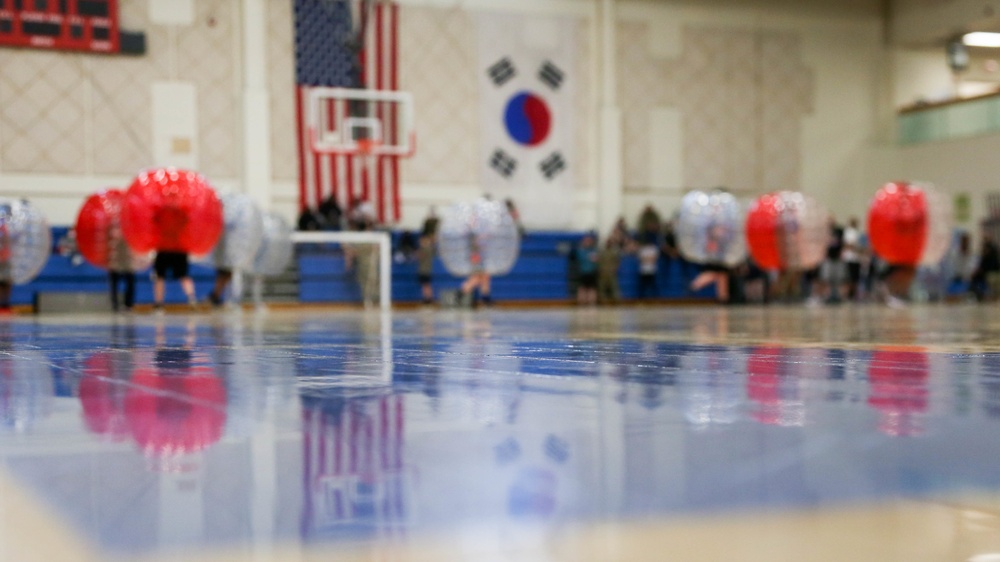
[290,231,393,312]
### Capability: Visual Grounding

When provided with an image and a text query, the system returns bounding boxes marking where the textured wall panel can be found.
[0,51,88,174]
[399,6,479,185]
[268,0,297,183]
[176,0,241,180]
[618,23,814,194]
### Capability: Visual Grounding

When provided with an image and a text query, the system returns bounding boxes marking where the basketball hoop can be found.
[356,138,378,156]
[306,88,416,157]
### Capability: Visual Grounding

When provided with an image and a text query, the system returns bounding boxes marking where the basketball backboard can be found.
[307,87,415,157]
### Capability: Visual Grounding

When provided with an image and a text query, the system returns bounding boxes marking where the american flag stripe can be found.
[294,0,401,223]
[302,395,406,531]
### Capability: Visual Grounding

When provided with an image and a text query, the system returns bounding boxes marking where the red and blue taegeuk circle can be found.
[504,91,551,147]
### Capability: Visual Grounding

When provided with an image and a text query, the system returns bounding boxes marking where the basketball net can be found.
[356,138,378,157]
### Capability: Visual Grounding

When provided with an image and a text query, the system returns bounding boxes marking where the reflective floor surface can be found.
[2,304,1000,561]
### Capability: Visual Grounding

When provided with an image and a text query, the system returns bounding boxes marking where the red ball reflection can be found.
[125,367,226,457]
[121,168,223,254]
[79,352,130,441]
[867,182,927,267]
[868,348,928,437]
[75,189,125,269]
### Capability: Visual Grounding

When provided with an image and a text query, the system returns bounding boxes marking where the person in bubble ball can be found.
[688,222,733,303]
[461,233,492,307]
[152,249,198,313]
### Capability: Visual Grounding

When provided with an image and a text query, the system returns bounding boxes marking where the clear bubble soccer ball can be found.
[250,212,294,277]
[438,199,521,277]
[199,193,264,271]
[676,190,747,268]
[746,191,829,271]
[0,199,51,285]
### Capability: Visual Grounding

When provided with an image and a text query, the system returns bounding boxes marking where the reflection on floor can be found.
[1,305,1000,561]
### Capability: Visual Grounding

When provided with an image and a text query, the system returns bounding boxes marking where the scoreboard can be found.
[0,0,121,54]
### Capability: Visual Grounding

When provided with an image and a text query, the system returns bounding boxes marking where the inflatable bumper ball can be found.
[745,191,828,271]
[121,168,224,255]
[438,199,521,277]
[867,182,952,267]
[676,190,747,267]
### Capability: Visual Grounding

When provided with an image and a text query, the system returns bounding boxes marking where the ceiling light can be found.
[963,32,1000,47]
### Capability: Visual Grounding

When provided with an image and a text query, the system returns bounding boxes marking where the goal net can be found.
[279,230,392,312]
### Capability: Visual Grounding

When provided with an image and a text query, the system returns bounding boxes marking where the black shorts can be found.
[847,262,862,283]
[154,252,189,280]
[702,263,729,273]
[418,273,432,285]
[579,272,598,288]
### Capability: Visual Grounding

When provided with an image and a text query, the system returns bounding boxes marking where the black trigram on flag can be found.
[538,61,564,90]
[488,57,516,87]
[491,149,517,178]
[540,152,566,180]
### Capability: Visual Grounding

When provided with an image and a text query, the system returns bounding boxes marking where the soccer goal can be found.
[290,230,393,312]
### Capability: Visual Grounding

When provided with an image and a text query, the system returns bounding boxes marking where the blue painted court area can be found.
[0,305,999,558]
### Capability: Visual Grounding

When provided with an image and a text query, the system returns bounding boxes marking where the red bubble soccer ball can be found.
[745,191,827,271]
[867,182,951,267]
[745,193,785,270]
[121,168,223,254]
[75,189,126,269]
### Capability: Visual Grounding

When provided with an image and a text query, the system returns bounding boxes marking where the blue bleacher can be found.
[16,228,711,308]
[298,230,713,303]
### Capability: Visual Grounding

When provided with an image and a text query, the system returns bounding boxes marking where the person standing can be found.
[842,217,862,301]
[417,234,435,305]
[637,235,660,299]
[152,250,198,312]
[574,233,598,305]
[0,218,11,314]
[461,233,492,307]
[597,238,623,304]
[107,221,136,312]
[973,234,1000,301]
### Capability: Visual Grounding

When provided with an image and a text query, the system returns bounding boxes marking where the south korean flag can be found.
[478,14,577,228]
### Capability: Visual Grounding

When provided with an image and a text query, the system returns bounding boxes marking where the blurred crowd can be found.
[297,194,1000,308]
[570,203,1000,307]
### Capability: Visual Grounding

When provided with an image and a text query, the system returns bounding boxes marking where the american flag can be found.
[301,395,408,535]
[294,0,401,223]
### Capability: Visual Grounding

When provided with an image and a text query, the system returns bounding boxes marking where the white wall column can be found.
[242,0,273,209]
[596,0,622,235]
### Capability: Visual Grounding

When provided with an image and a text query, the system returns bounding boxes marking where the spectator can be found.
[814,218,845,305]
[0,217,12,313]
[344,221,380,308]
[949,232,977,299]
[597,238,624,304]
[318,195,343,230]
[421,206,440,239]
[505,198,526,239]
[574,233,598,305]
[417,234,435,305]
[297,207,324,231]
[608,216,632,250]
[637,204,662,242]
[842,217,863,301]
[637,234,660,299]
[973,234,1000,301]
[348,196,376,230]
[107,222,136,312]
